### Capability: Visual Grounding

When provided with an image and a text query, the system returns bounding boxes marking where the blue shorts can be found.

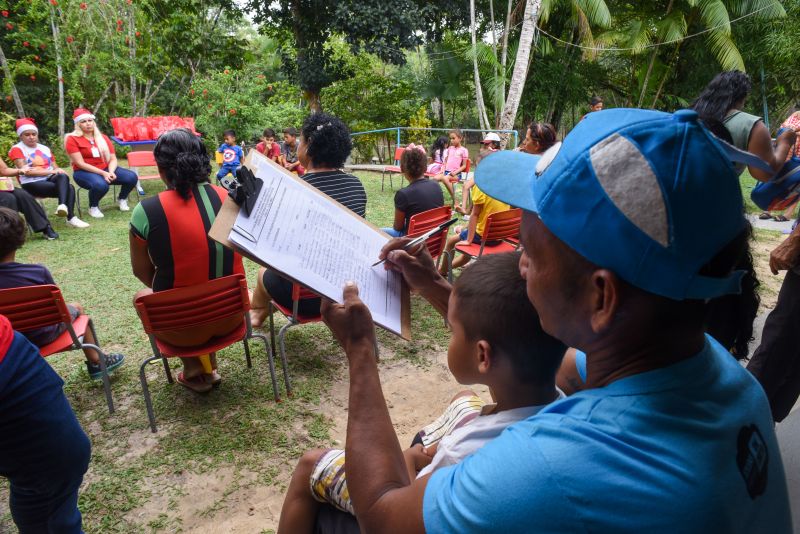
[459,229,482,244]
[444,170,463,181]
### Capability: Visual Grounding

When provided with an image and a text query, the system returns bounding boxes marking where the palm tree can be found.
[600,0,785,108]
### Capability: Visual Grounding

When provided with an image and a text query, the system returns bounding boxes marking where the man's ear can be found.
[476,340,493,374]
[588,269,621,334]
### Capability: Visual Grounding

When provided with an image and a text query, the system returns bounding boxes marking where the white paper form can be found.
[230,159,404,335]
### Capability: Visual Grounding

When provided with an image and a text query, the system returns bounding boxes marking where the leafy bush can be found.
[189,70,306,151]
[0,112,19,164]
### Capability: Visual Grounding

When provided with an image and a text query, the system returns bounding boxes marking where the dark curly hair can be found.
[528,122,557,153]
[153,128,212,200]
[300,113,352,169]
[692,71,752,123]
[400,147,427,180]
[0,206,26,258]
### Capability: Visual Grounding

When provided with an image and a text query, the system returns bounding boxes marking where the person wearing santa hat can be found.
[0,159,59,239]
[64,108,138,218]
[9,118,88,229]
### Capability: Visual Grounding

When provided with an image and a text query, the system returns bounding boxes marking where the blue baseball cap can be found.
[476,108,750,301]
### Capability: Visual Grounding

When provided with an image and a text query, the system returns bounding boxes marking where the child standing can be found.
[216,129,244,186]
[432,129,469,204]
[0,207,125,378]
[256,128,281,162]
[280,127,305,176]
[277,252,566,532]
[427,135,449,175]
[380,144,444,237]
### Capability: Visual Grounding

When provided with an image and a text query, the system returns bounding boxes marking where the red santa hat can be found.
[15,118,38,136]
[72,108,95,123]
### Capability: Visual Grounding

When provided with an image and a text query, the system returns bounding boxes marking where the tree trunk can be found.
[49,8,65,136]
[638,0,674,108]
[489,0,499,126]
[304,89,322,113]
[0,44,24,117]
[651,40,684,109]
[128,6,137,115]
[93,84,113,116]
[500,0,514,116]
[498,0,541,147]
[471,0,491,132]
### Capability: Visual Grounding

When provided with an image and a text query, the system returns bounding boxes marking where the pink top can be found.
[781,112,800,160]
[444,146,469,174]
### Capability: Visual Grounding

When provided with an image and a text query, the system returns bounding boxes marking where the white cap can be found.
[482,132,501,143]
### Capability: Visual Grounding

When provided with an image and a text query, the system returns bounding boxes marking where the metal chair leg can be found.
[266,304,283,401]
[277,321,295,397]
[243,336,253,368]
[252,329,280,402]
[139,355,160,433]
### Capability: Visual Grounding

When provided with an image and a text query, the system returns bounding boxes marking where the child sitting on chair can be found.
[380,144,444,238]
[0,207,125,378]
[277,252,566,533]
[280,127,305,176]
[216,129,243,188]
[431,128,469,204]
[457,132,501,215]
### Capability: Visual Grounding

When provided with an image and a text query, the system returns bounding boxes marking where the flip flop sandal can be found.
[203,371,222,387]
[775,215,789,222]
[177,371,213,393]
[759,212,773,220]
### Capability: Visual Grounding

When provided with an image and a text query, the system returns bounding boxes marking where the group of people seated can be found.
[2,70,798,533]
[0,108,142,240]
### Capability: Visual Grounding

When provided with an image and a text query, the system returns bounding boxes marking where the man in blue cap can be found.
[319,108,791,533]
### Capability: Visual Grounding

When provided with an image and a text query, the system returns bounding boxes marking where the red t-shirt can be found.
[65,134,115,170]
[256,141,281,160]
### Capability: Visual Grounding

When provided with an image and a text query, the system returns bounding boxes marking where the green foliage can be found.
[408,106,432,145]
[189,71,306,149]
[0,111,18,161]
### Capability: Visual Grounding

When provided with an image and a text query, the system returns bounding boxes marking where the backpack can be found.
[751,128,800,211]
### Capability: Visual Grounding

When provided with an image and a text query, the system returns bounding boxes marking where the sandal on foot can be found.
[759,212,773,220]
[203,370,222,387]
[177,372,213,393]
[775,215,789,222]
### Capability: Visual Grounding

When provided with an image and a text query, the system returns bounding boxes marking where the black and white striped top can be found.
[303,170,367,218]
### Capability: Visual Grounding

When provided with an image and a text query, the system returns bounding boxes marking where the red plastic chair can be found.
[126,150,161,195]
[0,285,116,414]
[406,205,452,267]
[447,208,522,280]
[382,146,406,191]
[268,282,322,398]
[133,274,276,432]
[447,159,471,184]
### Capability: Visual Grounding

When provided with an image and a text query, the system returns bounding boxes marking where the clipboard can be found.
[209,149,412,340]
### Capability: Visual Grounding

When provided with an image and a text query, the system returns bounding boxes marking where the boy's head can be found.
[283,127,298,144]
[0,207,26,259]
[262,128,276,143]
[447,252,566,387]
[223,129,236,144]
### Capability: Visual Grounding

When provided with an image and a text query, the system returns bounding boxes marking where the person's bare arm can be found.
[379,237,452,317]
[748,121,796,182]
[392,209,406,232]
[12,158,47,177]
[769,223,800,275]
[322,284,428,533]
[129,230,155,287]
[462,203,481,244]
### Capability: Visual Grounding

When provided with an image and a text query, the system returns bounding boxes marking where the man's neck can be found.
[582,328,706,389]
[1,252,16,264]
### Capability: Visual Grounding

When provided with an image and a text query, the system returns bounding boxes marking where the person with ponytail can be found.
[65,108,139,218]
[129,128,245,393]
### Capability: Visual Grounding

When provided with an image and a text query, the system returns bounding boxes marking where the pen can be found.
[372,218,458,267]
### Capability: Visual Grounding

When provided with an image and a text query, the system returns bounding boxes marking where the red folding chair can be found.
[126,150,161,199]
[0,285,116,414]
[406,205,452,268]
[447,208,522,280]
[268,282,323,399]
[382,146,406,191]
[134,274,276,432]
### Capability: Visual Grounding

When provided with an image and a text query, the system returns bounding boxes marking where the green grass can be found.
[0,167,450,533]
[739,170,762,215]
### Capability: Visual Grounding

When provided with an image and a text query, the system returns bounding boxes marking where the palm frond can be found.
[698,0,732,35]
[572,0,612,28]
[727,0,785,19]
[705,29,745,70]
[655,11,687,43]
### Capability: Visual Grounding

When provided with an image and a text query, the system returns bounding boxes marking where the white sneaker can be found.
[118,198,130,212]
[55,204,68,217]
[88,206,104,218]
[66,216,90,228]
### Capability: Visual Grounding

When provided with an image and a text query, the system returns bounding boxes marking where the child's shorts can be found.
[310,449,353,514]
[459,229,501,246]
[444,170,463,181]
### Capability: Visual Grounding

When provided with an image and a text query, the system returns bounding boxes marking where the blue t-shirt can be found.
[217,143,243,168]
[423,336,791,533]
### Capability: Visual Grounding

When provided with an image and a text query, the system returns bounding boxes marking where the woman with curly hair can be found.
[250,113,368,326]
[129,128,244,393]
[692,71,796,181]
